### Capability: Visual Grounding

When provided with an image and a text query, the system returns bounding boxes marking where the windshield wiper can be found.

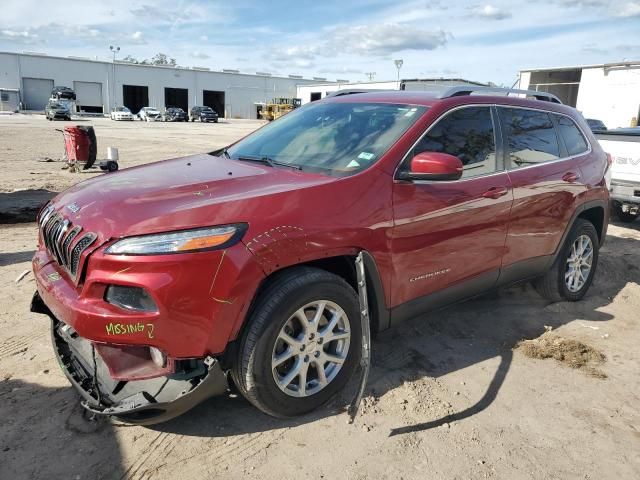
[209,147,231,159]
[237,155,302,171]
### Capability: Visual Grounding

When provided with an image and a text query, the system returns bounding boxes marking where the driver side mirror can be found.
[398,152,463,181]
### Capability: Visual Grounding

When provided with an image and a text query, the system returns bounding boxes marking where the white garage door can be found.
[74,81,103,112]
[22,77,54,111]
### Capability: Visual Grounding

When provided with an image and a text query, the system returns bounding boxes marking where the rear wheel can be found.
[534,218,599,302]
[231,267,361,417]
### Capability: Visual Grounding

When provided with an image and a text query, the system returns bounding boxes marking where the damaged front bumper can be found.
[32,292,228,425]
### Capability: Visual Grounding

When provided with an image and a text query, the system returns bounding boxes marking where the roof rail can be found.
[438,86,563,104]
[325,89,392,98]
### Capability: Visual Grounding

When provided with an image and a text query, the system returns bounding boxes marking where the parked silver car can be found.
[137,107,162,122]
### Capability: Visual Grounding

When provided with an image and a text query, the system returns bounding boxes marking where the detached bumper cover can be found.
[32,292,228,425]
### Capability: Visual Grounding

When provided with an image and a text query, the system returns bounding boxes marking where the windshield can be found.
[226,102,426,176]
[202,107,214,112]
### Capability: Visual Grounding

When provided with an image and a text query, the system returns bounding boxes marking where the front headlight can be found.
[105,224,247,255]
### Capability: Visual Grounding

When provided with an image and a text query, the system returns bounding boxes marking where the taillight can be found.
[605,152,613,170]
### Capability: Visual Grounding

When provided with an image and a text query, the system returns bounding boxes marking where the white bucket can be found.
[107,147,119,161]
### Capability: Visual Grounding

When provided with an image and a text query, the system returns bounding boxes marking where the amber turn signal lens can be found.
[176,231,235,251]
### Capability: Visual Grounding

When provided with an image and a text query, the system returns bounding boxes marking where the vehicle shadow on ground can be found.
[0,379,124,480]
[0,189,56,223]
[0,250,35,267]
[156,233,638,439]
[611,218,640,231]
[382,232,638,436]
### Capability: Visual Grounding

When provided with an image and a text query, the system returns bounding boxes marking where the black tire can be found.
[230,267,361,418]
[214,119,218,123]
[614,204,638,223]
[534,218,599,302]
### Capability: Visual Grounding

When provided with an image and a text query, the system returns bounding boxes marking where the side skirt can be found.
[389,270,499,326]
[387,255,554,328]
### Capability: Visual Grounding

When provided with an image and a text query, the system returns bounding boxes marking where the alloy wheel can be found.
[565,234,593,292]
[271,300,351,397]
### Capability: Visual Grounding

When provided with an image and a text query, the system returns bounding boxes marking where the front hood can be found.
[48,154,335,241]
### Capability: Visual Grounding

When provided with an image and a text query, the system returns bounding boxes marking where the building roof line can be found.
[521,60,640,72]
[0,50,331,83]
[300,78,486,87]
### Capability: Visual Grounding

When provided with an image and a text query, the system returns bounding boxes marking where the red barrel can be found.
[63,126,90,162]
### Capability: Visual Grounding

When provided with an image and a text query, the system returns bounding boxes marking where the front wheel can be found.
[231,267,361,417]
[534,218,599,302]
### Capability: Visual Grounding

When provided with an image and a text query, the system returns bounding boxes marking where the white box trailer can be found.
[596,130,640,223]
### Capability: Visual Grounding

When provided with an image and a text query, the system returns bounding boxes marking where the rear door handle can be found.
[482,186,509,199]
[562,172,581,183]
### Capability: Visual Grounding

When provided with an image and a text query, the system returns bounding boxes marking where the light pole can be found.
[109,46,120,112]
[394,59,403,89]
[109,45,120,62]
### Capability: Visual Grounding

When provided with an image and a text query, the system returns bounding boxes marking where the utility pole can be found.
[394,59,403,90]
[109,46,120,111]
[365,72,376,81]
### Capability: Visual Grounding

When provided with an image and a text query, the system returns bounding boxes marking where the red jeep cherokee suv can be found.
[31,87,609,424]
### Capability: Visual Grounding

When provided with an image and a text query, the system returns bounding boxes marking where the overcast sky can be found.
[1,0,638,84]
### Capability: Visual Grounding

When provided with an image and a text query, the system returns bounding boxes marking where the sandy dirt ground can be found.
[1,114,639,479]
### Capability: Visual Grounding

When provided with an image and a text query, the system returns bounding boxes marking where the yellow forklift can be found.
[259,97,302,121]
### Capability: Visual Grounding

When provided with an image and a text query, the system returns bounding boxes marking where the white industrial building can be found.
[297,78,488,104]
[519,61,640,129]
[0,51,324,119]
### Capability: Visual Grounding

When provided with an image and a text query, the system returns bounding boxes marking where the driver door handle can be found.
[482,186,509,199]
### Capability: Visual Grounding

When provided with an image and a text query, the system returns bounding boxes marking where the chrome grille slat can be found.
[53,219,70,265]
[39,205,55,228]
[38,207,96,280]
[43,214,61,252]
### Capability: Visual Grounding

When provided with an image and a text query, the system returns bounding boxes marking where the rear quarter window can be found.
[499,108,561,168]
[555,115,589,156]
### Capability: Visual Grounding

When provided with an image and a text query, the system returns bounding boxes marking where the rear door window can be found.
[412,106,498,178]
[499,108,561,168]
[555,115,589,156]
